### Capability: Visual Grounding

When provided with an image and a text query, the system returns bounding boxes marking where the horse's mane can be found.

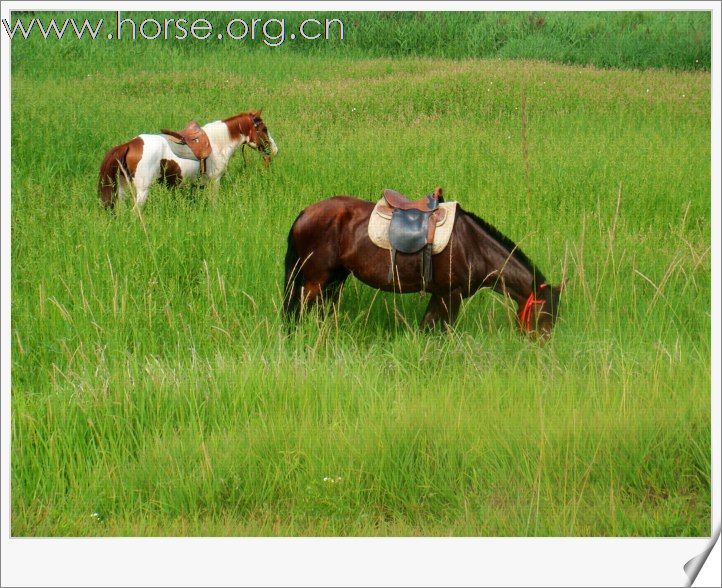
[222,110,262,123]
[462,208,547,285]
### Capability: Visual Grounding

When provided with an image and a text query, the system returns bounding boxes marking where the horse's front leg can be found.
[201,173,222,205]
[205,173,222,192]
[420,290,464,330]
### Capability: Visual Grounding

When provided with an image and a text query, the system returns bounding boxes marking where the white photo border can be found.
[1,2,719,587]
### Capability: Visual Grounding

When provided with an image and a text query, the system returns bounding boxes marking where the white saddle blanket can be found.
[367,198,458,254]
[162,135,200,161]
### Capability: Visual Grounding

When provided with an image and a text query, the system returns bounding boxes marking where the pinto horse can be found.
[98,110,278,208]
[283,193,563,336]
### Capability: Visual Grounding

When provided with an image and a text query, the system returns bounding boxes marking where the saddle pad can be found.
[163,135,199,161]
[368,198,458,254]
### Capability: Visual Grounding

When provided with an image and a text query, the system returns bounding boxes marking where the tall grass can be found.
[10,26,711,535]
[9,10,711,74]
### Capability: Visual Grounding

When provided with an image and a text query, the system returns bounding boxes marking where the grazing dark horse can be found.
[283,192,563,337]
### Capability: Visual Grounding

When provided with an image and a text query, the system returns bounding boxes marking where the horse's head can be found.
[518,282,563,339]
[247,110,278,161]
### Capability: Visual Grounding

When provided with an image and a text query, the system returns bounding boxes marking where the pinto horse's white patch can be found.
[368,198,458,254]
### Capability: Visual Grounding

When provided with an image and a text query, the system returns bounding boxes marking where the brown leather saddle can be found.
[381,189,440,212]
[379,188,445,288]
[160,121,212,174]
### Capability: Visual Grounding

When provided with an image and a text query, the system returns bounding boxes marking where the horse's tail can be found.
[283,212,305,319]
[98,142,130,208]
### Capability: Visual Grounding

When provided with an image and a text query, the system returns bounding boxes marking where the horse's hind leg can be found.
[133,180,151,208]
[299,274,336,313]
[284,270,348,323]
[420,291,464,329]
[291,276,328,318]
[323,268,351,311]
[294,266,348,316]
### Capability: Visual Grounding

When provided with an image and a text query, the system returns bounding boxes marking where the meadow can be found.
[10,12,711,536]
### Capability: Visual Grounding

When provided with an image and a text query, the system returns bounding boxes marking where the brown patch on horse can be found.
[223,112,257,143]
[159,159,183,187]
[97,136,144,208]
[124,136,144,177]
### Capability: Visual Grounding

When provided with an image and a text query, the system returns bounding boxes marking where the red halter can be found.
[519,283,547,331]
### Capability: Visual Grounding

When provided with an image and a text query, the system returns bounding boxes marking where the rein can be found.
[519,283,547,331]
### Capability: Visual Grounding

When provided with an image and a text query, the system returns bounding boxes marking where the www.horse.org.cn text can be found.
[1,13,345,47]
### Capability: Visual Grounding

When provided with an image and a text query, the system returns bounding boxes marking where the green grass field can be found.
[10,12,711,536]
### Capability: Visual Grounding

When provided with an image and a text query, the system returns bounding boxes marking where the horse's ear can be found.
[433,186,443,199]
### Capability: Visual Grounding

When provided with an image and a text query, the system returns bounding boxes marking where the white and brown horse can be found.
[98,110,278,208]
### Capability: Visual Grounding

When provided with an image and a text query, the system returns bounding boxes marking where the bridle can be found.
[249,115,272,155]
[519,283,547,331]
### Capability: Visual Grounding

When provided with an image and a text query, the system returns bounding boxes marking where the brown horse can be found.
[283,191,563,336]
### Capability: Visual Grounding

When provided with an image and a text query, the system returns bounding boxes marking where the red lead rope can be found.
[519,283,547,331]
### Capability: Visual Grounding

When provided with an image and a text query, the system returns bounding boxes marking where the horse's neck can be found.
[493,255,535,304]
[473,224,536,305]
[202,121,243,159]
